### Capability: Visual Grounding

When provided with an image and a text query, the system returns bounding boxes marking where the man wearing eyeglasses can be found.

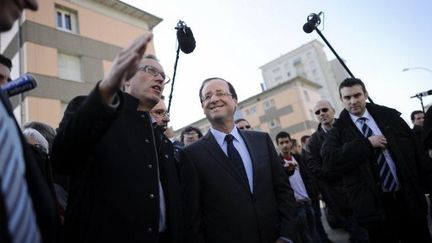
[180,77,298,243]
[235,118,252,131]
[150,95,170,131]
[51,35,183,243]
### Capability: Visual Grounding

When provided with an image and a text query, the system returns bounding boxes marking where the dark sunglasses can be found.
[238,125,251,130]
[314,108,329,115]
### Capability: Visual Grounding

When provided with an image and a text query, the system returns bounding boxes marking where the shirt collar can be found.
[349,108,372,124]
[210,126,241,147]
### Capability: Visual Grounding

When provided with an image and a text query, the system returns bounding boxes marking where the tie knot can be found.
[358,117,368,124]
[225,134,234,143]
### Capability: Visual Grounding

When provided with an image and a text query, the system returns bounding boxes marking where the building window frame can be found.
[56,6,78,33]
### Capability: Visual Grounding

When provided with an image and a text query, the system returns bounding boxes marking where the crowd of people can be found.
[2,1,432,243]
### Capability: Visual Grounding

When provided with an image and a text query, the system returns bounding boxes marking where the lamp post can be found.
[402,67,432,73]
[403,66,432,112]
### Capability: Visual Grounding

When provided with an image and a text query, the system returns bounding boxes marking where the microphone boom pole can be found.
[303,12,374,104]
[167,20,196,113]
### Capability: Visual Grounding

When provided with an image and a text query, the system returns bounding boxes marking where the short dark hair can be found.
[180,126,203,143]
[300,135,311,145]
[234,118,248,124]
[339,78,367,97]
[411,110,424,122]
[275,131,291,144]
[198,77,238,103]
[0,54,12,70]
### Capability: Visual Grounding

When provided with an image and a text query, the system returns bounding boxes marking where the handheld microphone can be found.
[1,73,37,97]
[176,20,196,54]
[411,90,432,98]
[303,12,323,33]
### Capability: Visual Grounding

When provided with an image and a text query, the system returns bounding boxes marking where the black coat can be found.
[180,130,298,243]
[321,103,432,224]
[0,91,58,243]
[51,87,183,243]
[305,123,343,184]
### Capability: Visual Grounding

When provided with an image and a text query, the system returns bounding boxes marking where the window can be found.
[269,118,280,129]
[309,109,315,120]
[58,53,82,82]
[275,76,282,81]
[56,7,78,33]
[293,58,307,78]
[263,99,275,110]
[249,106,257,114]
[303,90,310,102]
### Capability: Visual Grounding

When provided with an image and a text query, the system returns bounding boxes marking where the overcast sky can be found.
[122,0,432,130]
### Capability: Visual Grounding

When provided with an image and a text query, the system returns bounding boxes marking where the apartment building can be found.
[0,0,161,128]
[259,40,349,113]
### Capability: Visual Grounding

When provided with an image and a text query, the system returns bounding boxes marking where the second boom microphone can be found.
[411,90,432,98]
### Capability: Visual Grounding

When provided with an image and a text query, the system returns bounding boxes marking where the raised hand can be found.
[99,33,153,104]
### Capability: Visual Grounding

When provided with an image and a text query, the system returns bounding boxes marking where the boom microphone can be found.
[1,73,37,97]
[303,12,323,33]
[411,90,432,98]
[176,20,196,54]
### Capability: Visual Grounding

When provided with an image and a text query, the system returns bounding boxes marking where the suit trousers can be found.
[363,190,432,243]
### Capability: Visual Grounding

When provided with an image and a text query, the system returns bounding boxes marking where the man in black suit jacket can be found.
[322,78,432,243]
[51,36,183,242]
[180,77,298,243]
[0,1,58,242]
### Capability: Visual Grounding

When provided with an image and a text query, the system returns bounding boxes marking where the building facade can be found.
[0,0,161,128]
[175,76,322,142]
[259,40,349,114]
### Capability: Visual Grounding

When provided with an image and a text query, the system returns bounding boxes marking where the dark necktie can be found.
[0,103,41,243]
[225,134,249,190]
[358,117,399,192]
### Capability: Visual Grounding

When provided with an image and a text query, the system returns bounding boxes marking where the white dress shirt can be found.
[349,109,400,190]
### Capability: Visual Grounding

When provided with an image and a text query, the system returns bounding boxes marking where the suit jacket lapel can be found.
[202,132,251,193]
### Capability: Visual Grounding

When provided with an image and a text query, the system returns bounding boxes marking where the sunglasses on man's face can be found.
[314,108,329,115]
[238,125,251,130]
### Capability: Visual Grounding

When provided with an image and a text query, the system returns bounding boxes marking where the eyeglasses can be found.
[201,91,232,103]
[238,125,251,130]
[150,109,170,118]
[138,65,171,84]
[314,107,329,115]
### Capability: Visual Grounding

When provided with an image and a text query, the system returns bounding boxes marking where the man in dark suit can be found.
[0,1,58,242]
[180,77,298,243]
[322,78,432,243]
[305,100,367,243]
[51,35,183,243]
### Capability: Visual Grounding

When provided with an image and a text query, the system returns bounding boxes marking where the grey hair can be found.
[23,128,49,153]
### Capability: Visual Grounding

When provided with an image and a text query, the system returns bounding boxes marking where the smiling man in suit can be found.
[180,77,298,243]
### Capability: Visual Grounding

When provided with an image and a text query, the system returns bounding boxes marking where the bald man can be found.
[305,100,367,243]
